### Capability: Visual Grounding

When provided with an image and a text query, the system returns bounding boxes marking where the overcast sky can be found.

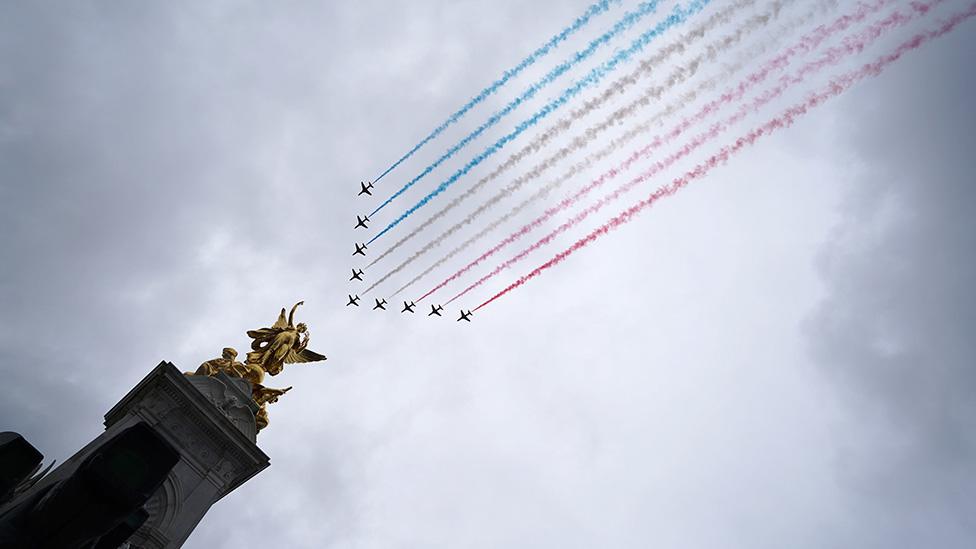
[1,1,974,547]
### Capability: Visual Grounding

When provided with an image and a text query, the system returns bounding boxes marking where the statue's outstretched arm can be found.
[288,301,305,327]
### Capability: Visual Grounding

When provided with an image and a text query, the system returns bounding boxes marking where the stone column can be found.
[14,362,270,548]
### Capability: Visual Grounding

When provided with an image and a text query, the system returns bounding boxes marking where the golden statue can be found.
[191,347,248,377]
[253,385,292,432]
[244,301,326,376]
[184,301,326,434]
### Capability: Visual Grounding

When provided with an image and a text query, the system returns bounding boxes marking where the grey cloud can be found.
[2,1,975,548]
[804,25,976,548]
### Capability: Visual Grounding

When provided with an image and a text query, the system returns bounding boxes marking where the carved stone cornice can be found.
[104,362,269,495]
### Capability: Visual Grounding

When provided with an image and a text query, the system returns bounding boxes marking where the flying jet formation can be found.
[358,181,373,196]
[350,268,364,281]
[428,304,444,317]
[373,298,387,311]
[355,215,370,229]
[346,294,360,307]
[353,242,367,256]
[401,301,416,313]
[457,310,473,322]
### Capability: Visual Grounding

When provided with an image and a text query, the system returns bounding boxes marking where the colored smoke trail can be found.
[474,4,976,311]
[371,0,620,185]
[369,0,662,216]
[367,0,713,243]
[421,0,898,302]
[395,0,833,299]
[365,0,762,273]
[447,2,934,304]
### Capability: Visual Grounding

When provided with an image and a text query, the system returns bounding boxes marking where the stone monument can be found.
[0,302,326,548]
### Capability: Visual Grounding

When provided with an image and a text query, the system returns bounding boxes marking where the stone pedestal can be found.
[17,362,269,548]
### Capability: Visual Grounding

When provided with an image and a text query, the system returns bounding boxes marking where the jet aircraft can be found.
[346,294,360,307]
[353,242,367,256]
[373,298,387,311]
[350,268,364,281]
[457,310,473,322]
[355,215,370,229]
[428,304,444,317]
[401,301,416,314]
[358,181,373,196]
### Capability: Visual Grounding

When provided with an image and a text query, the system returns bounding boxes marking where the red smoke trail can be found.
[473,4,976,311]
[399,1,832,302]
[448,3,941,305]
[423,0,928,304]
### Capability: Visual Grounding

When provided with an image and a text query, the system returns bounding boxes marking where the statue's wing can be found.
[247,328,275,339]
[246,327,282,350]
[271,308,289,329]
[285,347,326,364]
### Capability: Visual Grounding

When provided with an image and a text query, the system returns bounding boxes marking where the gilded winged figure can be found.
[245,301,326,376]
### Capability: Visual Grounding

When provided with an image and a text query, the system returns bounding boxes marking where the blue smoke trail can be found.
[370,1,661,217]
[368,0,712,245]
[372,0,621,186]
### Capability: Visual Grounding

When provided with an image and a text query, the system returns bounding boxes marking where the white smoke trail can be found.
[386,0,834,298]
[364,0,800,296]
[365,0,758,274]
[476,0,975,309]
